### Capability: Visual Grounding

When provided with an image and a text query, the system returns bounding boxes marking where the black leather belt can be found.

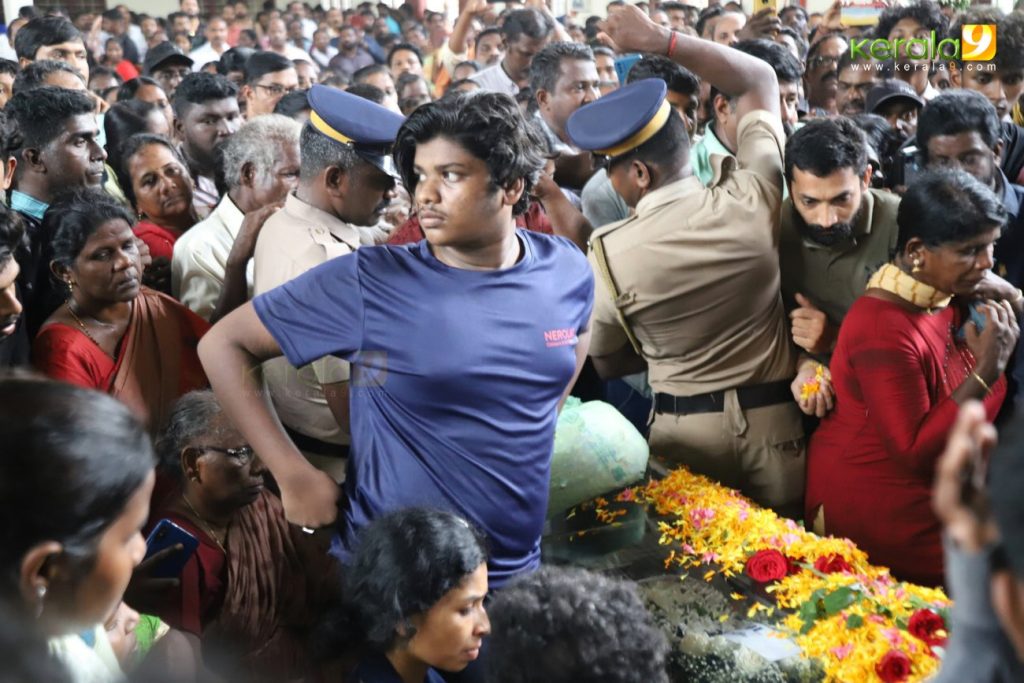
[654,380,792,416]
[284,425,351,459]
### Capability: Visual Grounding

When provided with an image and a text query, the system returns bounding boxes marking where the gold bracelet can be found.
[971,371,992,395]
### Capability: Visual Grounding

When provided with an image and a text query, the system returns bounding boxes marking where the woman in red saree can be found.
[806,170,1020,587]
[31,189,207,433]
[116,134,199,293]
[150,390,340,681]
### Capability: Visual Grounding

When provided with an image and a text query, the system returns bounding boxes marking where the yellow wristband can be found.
[971,371,992,395]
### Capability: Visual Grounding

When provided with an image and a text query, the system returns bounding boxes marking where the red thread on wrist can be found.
[666,31,678,57]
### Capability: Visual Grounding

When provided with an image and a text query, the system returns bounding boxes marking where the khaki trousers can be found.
[648,390,806,515]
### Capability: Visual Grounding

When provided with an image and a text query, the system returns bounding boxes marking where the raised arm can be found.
[449,0,488,56]
[601,5,779,121]
[198,302,340,528]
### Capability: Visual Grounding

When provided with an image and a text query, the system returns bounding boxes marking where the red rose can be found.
[814,554,853,574]
[876,649,912,683]
[745,549,792,583]
[908,609,947,647]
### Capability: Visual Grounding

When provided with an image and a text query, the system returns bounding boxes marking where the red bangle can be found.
[666,31,678,57]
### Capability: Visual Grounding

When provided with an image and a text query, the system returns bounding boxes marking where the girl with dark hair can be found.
[199,91,592,596]
[806,168,1020,586]
[339,508,489,683]
[0,376,155,681]
[31,188,208,433]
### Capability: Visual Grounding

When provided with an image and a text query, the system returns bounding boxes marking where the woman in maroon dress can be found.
[806,169,1020,587]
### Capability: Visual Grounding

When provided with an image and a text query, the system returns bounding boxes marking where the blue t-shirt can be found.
[253,230,594,587]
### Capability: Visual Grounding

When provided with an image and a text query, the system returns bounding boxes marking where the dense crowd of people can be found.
[3,0,1024,680]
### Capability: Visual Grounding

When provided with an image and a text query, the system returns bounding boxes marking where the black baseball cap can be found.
[143,41,194,76]
[866,79,925,114]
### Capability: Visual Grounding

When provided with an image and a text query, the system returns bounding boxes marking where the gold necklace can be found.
[866,263,953,311]
[182,494,228,553]
[65,300,103,348]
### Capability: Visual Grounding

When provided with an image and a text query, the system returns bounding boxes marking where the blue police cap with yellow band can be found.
[307,84,405,178]
[566,79,670,158]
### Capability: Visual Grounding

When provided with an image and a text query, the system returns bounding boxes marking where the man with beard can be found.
[778,118,900,414]
[803,34,846,117]
[251,85,403,481]
[172,72,241,219]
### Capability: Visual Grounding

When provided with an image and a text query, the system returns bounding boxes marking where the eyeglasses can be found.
[256,83,299,97]
[808,55,840,69]
[197,444,256,464]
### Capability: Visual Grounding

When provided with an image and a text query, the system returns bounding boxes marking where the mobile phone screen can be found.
[841,0,884,27]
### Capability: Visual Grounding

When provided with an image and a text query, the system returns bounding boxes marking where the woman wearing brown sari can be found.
[150,390,339,681]
[31,188,208,432]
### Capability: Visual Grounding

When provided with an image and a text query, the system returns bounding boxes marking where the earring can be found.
[35,584,46,619]
[912,258,922,274]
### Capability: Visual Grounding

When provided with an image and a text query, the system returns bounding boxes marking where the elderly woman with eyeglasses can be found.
[147,390,340,681]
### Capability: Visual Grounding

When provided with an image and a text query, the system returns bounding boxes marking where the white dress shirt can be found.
[172,194,250,321]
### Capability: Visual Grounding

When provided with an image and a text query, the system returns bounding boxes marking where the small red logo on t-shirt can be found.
[544,328,578,348]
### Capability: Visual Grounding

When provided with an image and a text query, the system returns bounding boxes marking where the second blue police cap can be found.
[566,79,671,159]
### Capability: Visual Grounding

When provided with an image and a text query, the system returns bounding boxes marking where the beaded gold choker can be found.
[866,263,953,311]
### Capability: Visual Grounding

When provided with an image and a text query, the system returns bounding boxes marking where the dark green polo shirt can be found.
[779,187,901,325]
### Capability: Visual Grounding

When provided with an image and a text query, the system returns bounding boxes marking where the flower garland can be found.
[595,468,951,683]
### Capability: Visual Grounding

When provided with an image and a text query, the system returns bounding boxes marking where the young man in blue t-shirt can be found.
[198,91,593,589]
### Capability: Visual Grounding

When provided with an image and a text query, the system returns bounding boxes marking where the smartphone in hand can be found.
[143,519,200,579]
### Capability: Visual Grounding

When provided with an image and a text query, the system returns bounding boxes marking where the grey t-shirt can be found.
[581,168,628,229]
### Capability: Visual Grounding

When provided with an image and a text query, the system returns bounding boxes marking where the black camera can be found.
[882,145,921,189]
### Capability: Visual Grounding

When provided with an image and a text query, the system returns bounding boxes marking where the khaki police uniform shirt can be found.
[779,188,901,326]
[588,110,796,397]
[253,193,360,445]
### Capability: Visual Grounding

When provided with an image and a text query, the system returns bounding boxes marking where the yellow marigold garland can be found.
[596,468,951,683]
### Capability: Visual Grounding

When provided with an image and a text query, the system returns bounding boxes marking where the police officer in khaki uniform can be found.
[253,84,403,481]
[569,6,804,514]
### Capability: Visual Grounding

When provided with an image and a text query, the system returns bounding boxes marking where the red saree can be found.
[32,287,209,431]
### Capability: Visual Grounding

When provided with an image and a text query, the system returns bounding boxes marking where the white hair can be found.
[220,113,301,190]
